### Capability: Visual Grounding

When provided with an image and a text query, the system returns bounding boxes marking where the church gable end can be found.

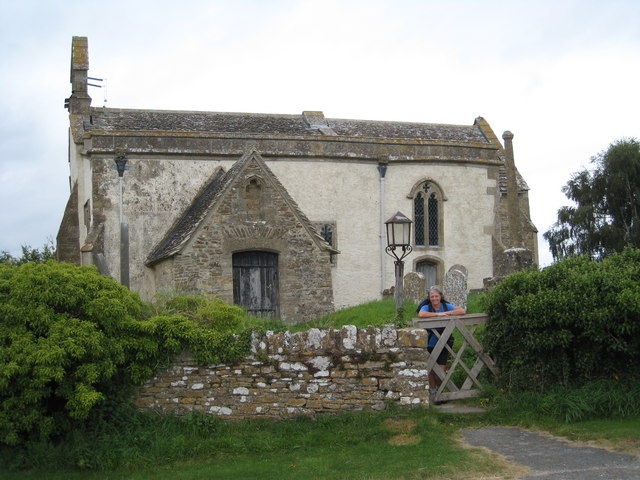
[149,151,335,324]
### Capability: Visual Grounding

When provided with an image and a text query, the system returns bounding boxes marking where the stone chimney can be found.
[502,130,521,247]
[65,36,91,114]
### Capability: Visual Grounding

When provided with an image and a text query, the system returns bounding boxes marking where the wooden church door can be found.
[416,260,437,295]
[232,251,280,317]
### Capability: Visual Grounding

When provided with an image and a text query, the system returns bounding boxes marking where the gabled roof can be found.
[145,150,338,266]
[84,108,491,144]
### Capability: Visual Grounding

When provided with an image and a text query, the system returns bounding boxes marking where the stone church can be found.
[57,37,537,323]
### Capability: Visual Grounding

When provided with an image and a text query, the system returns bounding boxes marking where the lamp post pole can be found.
[393,257,405,313]
[384,211,413,322]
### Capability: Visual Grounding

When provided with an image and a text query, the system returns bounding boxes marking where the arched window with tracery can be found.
[413,181,443,247]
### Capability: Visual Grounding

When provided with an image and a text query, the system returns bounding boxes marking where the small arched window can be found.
[413,182,442,247]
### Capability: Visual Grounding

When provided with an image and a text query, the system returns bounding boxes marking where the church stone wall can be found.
[272,160,499,306]
[270,160,382,309]
[135,326,431,418]
[389,162,498,292]
[86,152,501,313]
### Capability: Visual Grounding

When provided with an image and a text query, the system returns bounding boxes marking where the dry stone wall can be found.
[135,326,430,418]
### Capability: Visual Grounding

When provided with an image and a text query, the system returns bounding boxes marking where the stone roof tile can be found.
[326,118,488,143]
[87,108,489,143]
[88,109,321,136]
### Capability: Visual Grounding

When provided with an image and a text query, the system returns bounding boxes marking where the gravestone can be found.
[444,264,468,310]
[403,272,426,305]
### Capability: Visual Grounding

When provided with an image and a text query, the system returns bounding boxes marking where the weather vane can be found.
[88,76,107,107]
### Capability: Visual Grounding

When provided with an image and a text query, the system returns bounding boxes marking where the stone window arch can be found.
[244,177,263,216]
[408,179,446,247]
[238,174,268,220]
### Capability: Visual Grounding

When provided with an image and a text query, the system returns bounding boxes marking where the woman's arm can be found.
[449,305,466,315]
[418,304,466,317]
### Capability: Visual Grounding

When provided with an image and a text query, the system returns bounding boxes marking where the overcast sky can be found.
[1,0,639,267]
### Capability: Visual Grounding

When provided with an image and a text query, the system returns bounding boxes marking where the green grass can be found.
[287,293,486,332]
[287,299,420,331]
[0,408,507,480]
[235,293,485,333]
[548,416,640,453]
[5,404,640,479]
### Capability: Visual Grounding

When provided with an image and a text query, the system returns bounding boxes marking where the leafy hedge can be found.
[484,248,640,391]
[0,262,252,446]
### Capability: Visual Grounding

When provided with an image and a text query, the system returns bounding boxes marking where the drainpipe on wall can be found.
[114,152,130,288]
[377,162,388,295]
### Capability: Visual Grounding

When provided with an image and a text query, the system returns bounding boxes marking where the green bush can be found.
[0,262,254,446]
[484,248,640,391]
[192,298,244,332]
[164,295,208,316]
[153,294,249,332]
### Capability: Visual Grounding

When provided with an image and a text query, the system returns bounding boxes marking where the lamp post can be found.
[384,211,413,321]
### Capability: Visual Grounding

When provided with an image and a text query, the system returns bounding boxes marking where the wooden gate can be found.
[232,251,279,317]
[412,314,498,403]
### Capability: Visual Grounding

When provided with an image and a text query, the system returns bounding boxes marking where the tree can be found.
[0,239,55,266]
[544,138,640,260]
[0,261,254,446]
[0,263,181,445]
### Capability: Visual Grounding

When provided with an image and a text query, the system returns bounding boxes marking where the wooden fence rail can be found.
[412,313,498,403]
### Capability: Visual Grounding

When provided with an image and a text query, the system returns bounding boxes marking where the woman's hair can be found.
[429,285,448,300]
[428,285,444,297]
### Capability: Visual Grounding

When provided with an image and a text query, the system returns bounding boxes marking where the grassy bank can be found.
[4,402,640,480]
[1,407,509,480]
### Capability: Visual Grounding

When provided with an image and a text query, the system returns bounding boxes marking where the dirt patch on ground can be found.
[383,418,422,447]
[382,418,418,433]
[592,438,640,457]
[388,434,422,446]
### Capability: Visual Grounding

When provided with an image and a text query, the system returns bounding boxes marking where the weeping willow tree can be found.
[544,138,640,261]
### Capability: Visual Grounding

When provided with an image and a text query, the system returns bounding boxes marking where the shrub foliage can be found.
[0,262,252,446]
[484,248,640,391]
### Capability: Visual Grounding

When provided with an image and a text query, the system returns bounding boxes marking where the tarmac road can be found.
[461,427,640,479]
